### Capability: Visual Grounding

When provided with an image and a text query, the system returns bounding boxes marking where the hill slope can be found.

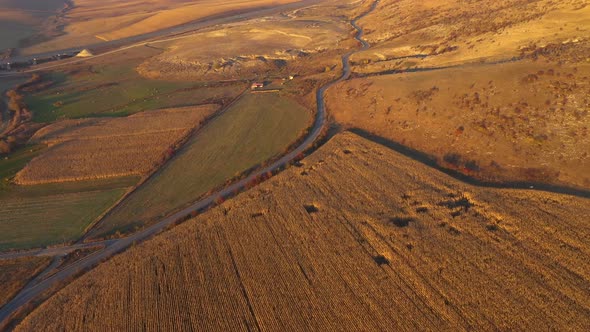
[16,132,590,331]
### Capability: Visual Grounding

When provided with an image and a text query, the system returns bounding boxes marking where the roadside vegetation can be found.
[92,92,311,238]
[0,256,52,308]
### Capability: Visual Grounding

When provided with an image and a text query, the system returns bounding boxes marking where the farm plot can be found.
[0,256,52,308]
[17,132,590,331]
[14,105,218,185]
[24,64,196,123]
[92,92,311,238]
[0,188,127,251]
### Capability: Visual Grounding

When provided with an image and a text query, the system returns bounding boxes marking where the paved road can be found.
[0,0,379,327]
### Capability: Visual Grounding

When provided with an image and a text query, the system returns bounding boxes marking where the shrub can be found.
[443,153,462,166]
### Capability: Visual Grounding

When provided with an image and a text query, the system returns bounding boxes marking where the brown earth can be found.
[16,132,590,331]
[14,105,218,184]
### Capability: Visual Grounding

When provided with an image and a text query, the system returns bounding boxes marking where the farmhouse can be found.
[251,82,264,90]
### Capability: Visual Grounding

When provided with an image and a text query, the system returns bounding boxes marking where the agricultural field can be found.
[14,105,218,184]
[21,0,305,55]
[0,187,127,251]
[0,144,44,193]
[91,92,311,238]
[17,132,590,331]
[23,46,243,123]
[0,256,51,308]
[0,103,219,251]
[325,0,590,190]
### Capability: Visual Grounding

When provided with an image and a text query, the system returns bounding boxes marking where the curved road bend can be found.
[0,0,379,327]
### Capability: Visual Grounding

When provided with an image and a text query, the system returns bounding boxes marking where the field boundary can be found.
[80,87,249,241]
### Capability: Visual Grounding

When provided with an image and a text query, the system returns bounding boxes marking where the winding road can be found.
[0,0,379,327]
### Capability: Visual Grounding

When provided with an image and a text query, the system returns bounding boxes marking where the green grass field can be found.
[25,61,244,123]
[93,92,311,237]
[0,145,137,251]
[0,188,127,251]
[0,145,45,193]
[25,65,194,122]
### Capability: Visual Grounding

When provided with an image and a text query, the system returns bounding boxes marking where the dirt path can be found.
[0,1,380,328]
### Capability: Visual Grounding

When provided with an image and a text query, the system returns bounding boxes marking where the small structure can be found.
[76,49,94,58]
[251,82,264,90]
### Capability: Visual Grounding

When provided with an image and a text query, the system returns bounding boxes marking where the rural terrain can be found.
[327,0,590,189]
[14,132,590,331]
[0,0,589,330]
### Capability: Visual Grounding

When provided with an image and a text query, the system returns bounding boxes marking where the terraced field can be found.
[15,105,218,184]
[0,188,127,251]
[17,132,590,330]
[92,92,311,238]
[0,256,51,308]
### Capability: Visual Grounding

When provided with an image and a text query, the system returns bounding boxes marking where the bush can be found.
[443,153,462,166]
[0,140,12,154]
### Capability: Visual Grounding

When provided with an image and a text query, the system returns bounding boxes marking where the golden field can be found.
[14,105,218,185]
[22,0,306,55]
[16,132,590,330]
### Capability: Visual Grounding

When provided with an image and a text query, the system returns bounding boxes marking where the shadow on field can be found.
[344,128,590,199]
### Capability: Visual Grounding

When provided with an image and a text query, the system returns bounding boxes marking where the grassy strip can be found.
[93,92,311,237]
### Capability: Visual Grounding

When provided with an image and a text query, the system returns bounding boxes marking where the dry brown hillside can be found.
[17,132,590,331]
[327,0,590,189]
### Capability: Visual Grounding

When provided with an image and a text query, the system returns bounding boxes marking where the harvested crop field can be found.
[14,105,218,185]
[0,188,127,251]
[18,132,590,330]
[91,92,311,238]
[0,256,51,308]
